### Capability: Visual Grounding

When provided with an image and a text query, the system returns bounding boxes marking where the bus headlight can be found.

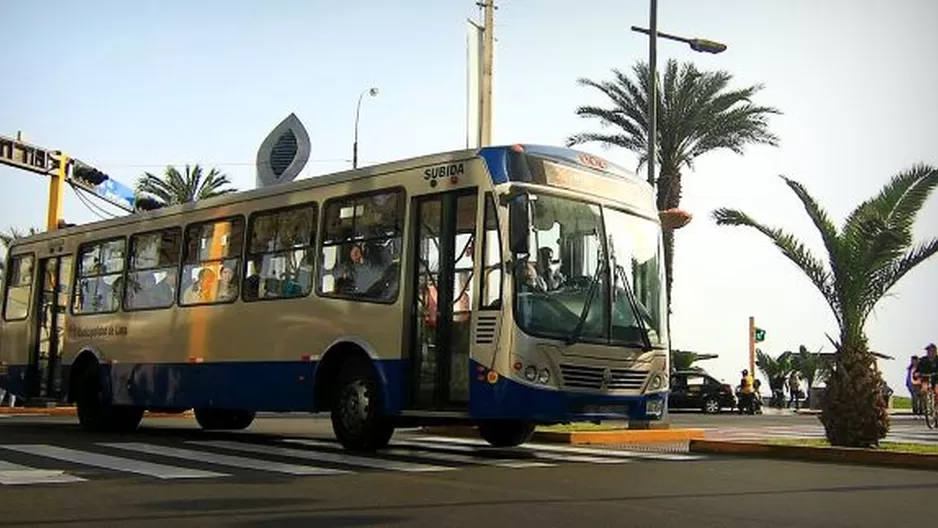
[524,366,537,381]
[648,373,666,391]
[537,368,551,384]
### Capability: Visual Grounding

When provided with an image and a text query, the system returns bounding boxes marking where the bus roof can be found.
[7,144,639,246]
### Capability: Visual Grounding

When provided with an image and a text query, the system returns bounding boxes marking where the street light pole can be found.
[647,0,658,189]
[632,4,727,190]
[353,87,379,169]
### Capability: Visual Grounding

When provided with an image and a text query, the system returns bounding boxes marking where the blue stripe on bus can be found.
[2,358,665,423]
[477,146,509,184]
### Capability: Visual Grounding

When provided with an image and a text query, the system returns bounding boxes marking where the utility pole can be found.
[479,0,495,146]
[748,316,755,376]
[646,0,657,187]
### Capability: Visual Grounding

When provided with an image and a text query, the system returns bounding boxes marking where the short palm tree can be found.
[670,349,717,372]
[713,164,938,447]
[566,59,781,312]
[135,165,237,206]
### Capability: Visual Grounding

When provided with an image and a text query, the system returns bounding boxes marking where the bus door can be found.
[410,188,478,410]
[27,255,71,400]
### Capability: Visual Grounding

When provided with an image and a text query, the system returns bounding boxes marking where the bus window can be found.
[479,193,502,309]
[3,254,34,320]
[124,228,181,311]
[180,218,244,306]
[318,189,404,302]
[244,204,317,301]
[73,239,125,315]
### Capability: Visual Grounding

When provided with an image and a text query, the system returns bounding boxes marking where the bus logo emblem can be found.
[601,368,612,390]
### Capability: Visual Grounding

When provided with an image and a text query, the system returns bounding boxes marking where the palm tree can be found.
[670,349,717,372]
[790,345,831,404]
[712,164,938,447]
[566,59,781,313]
[135,165,237,207]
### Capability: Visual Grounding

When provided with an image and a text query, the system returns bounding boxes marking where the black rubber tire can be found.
[330,357,394,452]
[194,409,256,431]
[75,364,143,433]
[478,420,536,447]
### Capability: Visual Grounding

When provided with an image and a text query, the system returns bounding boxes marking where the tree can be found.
[670,349,717,372]
[756,349,792,385]
[790,345,830,403]
[712,164,938,447]
[135,165,237,207]
[566,59,781,314]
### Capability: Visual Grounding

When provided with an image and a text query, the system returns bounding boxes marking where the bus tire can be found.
[331,358,394,452]
[74,363,143,433]
[478,420,535,447]
[194,409,256,431]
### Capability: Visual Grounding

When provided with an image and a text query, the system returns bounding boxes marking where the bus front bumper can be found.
[469,363,667,423]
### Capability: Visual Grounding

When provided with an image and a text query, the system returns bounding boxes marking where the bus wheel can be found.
[478,420,535,447]
[75,364,143,433]
[194,409,256,430]
[331,358,394,452]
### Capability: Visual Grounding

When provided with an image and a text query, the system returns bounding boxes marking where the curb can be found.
[0,407,194,418]
[688,439,938,471]
[423,425,706,445]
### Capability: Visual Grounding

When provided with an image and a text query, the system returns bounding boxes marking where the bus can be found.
[0,143,671,451]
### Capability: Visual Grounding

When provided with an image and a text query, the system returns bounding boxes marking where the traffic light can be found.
[754,328,766,343]
[72,163,110,188]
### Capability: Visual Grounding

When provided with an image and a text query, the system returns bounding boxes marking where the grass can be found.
[766,437,938,455]
[892,395,912,410]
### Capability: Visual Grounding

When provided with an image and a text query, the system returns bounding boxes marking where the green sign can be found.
[754,328,766,343]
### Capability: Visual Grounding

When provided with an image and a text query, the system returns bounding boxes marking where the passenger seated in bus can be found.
[183,267,216,304]
[340,243,384,295]
[518,260,547,292]
[216,265,238,301]
[242,257,262,300]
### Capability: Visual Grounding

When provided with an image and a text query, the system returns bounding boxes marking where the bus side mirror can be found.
[508,194,530,256]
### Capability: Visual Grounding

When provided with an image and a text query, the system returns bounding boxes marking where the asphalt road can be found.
[0,414,936,527]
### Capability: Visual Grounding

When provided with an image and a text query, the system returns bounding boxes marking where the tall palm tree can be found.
[566,59,781,314]
[135,165,237,207]
[712,164,938,447]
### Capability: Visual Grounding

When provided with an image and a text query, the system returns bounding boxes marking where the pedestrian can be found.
[787,371,801,410]
[907,355,922,416]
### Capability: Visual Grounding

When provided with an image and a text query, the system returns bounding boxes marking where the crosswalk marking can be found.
[394,438,624,465]
[0,460,86,485]
[0,444,228,480]
[192,439,455,473]
[99,442,348,476]
[293,438,555,468]
[413,435,706,461]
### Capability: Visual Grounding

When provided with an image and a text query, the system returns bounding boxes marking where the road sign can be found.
[755,328,766,342]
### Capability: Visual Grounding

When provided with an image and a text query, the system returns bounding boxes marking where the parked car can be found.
[669,370,737,413]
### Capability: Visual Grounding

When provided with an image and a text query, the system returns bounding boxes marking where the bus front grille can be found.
[559,363,648,391]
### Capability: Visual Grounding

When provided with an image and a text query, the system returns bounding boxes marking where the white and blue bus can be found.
[0,144,670,450]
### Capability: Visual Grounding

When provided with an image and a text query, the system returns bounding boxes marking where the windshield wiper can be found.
[566,261,605,346]
[614,262,653,352]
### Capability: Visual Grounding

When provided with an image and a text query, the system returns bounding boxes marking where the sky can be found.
[1,0,936,394]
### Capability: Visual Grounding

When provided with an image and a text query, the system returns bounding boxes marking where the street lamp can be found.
[353,86,379,169]
[630,1,726,189]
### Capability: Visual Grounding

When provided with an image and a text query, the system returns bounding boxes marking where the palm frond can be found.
[712,207,841,327]
[135,164,237,205]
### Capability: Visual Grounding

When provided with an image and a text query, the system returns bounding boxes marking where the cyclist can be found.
[914,344,938,400]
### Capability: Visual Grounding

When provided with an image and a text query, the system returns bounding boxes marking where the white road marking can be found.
[0,444,227,479]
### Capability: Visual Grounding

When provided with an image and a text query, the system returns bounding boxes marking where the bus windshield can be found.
[511,192,666,348]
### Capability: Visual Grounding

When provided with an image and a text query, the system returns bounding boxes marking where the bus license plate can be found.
[584,404,628,415]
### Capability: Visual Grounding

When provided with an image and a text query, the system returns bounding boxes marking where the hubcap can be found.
[341,382,370,432]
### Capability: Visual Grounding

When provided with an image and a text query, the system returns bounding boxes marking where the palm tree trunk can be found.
[656,168,683,314]
[818,338,889,447]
